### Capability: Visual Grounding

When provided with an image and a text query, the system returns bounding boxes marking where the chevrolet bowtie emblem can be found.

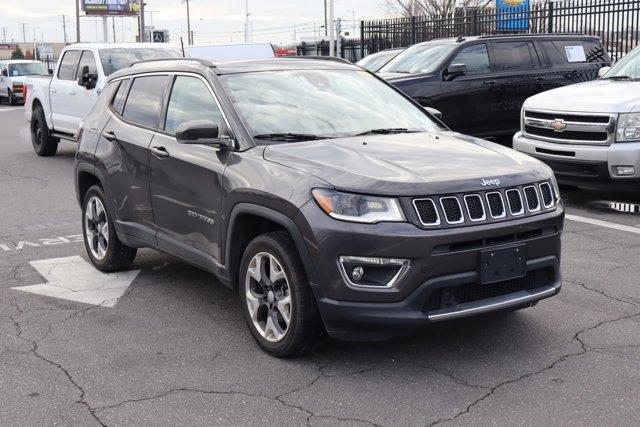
[551,119,567,132]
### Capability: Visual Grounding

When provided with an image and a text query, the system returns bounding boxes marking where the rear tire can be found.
[82,185,137,272]
[31,106,59,157]
[239,231,323,357]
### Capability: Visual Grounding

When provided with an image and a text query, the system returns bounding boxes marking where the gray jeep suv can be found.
[74,58,564,357]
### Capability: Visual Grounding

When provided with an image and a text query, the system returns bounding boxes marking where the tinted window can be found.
[540,39,609,66]
[380,43,457,74]
[111,79,130,114]
[7,62,48,76]
[57,50,81,80]
[492,41,538,71]
[122,76,168,128]
[77,51,97,75]
[449,44,490,75]
[99,48,182,76]
[164,76,223,134]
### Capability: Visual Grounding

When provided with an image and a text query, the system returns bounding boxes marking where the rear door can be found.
[148,74,228,269]
[50,49,82,132]
[488,40,542,136]
[97,74,171,245]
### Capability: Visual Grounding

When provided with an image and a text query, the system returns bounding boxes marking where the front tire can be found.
[239,231,323,357]
[82,185,137,272]
[7,90,16,106]
[31,106,59,156]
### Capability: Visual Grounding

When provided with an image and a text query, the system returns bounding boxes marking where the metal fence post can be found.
[547,1,554,34]
[360,20,365,59]
[411,16,416,45]
[471,8,479,36]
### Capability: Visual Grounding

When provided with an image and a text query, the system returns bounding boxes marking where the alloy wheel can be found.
[245,252,292,343]
[84,196,109,260]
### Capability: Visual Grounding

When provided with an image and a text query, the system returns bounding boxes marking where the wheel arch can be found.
[225,203,318,290]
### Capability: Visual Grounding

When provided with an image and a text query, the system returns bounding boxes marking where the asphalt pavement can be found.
[1,104,639,426]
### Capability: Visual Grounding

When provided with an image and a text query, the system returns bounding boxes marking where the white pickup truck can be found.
[25,43,182,156]
[514,45,640,191]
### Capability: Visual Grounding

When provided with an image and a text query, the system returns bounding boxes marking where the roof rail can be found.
[285,56,353,65]
[476,33,594,39]
[130,57,215,68]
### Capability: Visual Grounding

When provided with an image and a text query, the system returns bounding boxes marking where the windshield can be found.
[357,50,400,72]
[603,46,640,80]
[379,43,456,74]
[7,62,48,76]
[99,47,183,76]
[220,69,442,140]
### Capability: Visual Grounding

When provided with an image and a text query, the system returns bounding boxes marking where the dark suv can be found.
[75,58,564,357]
[378,34,610,139]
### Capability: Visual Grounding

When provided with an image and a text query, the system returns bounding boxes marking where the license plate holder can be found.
[480,245,526,285]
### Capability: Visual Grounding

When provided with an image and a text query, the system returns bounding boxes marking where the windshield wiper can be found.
[605,75,634,81]
[253,133,331,142]
[355,128,419,136]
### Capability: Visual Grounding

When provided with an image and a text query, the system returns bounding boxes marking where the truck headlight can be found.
[312,188,405,223]
[616,113,640,142]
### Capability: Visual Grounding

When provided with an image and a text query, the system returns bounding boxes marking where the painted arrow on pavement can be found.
[11,256,140,307]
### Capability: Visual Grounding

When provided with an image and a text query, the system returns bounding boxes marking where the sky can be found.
[0,0,393,47]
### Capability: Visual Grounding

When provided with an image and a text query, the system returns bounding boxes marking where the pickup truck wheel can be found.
[31,107,59,156]
[240,231,323,357]
[82,185,137,272]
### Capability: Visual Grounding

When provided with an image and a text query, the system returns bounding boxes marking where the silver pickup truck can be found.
[514,46,640,191]
[25,43,182,156]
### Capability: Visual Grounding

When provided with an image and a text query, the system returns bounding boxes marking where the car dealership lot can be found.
[1,105,640,425]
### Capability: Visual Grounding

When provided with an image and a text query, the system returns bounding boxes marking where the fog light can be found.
[615,166,635,176]
[351,266,364,281]
[338,256,410,289]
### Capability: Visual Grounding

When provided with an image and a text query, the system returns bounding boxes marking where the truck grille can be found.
[523,109,615,145]
[412,182,555,228]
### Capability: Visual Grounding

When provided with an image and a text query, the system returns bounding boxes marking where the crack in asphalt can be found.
[398,359,490,391]
[6,297,117,426]
[564,278,638,308]
[426,309,640,426]
[0,165,48,190]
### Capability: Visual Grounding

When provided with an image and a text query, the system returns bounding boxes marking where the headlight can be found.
[616,113,640,142]
[312,188,405,223]
[550,174,561,202]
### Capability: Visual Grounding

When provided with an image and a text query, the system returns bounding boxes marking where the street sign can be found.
[496,0,530,31]
[83,0,141,16]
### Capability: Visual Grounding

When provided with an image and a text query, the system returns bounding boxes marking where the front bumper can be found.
[295,200,564,340]
[513,131,640,190]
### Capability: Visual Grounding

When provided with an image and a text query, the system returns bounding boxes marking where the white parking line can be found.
[566,214,640,235]
[0,108,17,112]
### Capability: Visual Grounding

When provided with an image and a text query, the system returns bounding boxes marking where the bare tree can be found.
[384,0,492,18]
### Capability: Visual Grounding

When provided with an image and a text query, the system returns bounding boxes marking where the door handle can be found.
[101,131,116,141]
[150,146,170,159]
[50,88,57,93]
[68,90,76,95]
[483,80,498,85]
[534,76,546,81]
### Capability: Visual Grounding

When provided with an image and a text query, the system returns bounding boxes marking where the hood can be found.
[263,132,550,196]
[7,76,26,84]
[525,80,640,113]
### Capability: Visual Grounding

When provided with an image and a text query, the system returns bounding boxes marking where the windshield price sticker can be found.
[565,45,587,63]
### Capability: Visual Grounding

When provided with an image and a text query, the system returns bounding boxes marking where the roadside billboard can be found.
[496,0,530,31]
[83,0,141,16]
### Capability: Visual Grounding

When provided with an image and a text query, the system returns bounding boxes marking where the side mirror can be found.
[424,106,442,119]
[445,63,467,81]
[1,69,7,77]
[78,65,97,89]
[48,69,53,75]
[598,66,612,78]
[176,120,232,148]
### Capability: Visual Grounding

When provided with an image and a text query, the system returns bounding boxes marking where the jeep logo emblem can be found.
[481,178,501,187]
[551,119,567,132]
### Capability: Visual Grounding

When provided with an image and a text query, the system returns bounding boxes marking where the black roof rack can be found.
[476,33,595,39]
[282,55,353,65]
[130,57,215,68]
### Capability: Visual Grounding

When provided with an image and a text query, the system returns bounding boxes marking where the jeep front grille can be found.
[523,109,615,145]
[412,182,555,228]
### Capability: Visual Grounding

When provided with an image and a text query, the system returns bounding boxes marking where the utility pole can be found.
[75,0,81,42]
[112,17,116,42]
[61,15,68,44]
[1,27,7,43]
[182,0,191,45]
[19,23,27,43]
[324,0,328,36]
[244,0,250,43]
[328,0,335,56]
[140,0,146,42]
[336,18,341,58]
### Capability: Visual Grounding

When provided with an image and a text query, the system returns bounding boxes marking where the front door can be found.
[50,49,81,133]
[435,43,494,136]
[149,74,228,269]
